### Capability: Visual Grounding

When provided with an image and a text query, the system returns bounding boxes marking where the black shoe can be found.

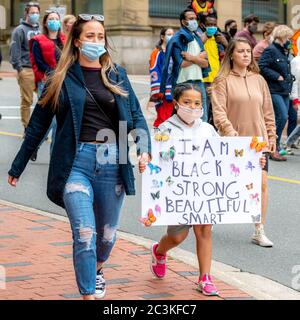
[30,148,38,162]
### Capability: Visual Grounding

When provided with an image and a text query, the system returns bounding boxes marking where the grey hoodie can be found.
[9,20,40,72]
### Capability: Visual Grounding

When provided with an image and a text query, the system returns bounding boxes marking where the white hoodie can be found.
[291,38,300,103]
[158,114,219,139]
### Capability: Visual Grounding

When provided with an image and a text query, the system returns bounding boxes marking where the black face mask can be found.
[229,28,237,37]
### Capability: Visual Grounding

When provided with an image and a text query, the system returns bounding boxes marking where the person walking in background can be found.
[62,14,76,36]
[29,9,66,160]
[212,38,276,247]
[259,25,294,161]
[8,14,151,300]
[147,27,174,127]
[200,12,227,124]
[253,22,276,61]
[9,1,41,134]
[160,9,210,122]
[235,14,259,49]
[222,19,238,43]
[285,39,300,151]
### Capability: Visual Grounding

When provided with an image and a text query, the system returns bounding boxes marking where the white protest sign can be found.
[141,136,264,226]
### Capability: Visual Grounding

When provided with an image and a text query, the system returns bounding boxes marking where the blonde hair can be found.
[272,25,294,41]
[62,14,76,33]
[39,18,128,110]
[212,37,259,89]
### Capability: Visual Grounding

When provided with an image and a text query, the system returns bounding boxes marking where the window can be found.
[11,0,27,26]
[72,0,103,16]
[242,0,284,23]
[149,0,188,18]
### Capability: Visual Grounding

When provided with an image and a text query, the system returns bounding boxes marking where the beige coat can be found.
[211,70,276,146]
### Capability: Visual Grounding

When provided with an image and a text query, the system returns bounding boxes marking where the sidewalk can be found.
[0,201,253,300]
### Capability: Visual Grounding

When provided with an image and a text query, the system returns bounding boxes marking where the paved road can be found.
[0,75,300,292]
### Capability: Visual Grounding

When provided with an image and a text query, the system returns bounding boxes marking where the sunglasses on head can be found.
[26,2,39,7]
[45,9,60,14]
[78,14,104,22]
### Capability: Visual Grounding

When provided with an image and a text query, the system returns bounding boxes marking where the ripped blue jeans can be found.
[63,142,125,296]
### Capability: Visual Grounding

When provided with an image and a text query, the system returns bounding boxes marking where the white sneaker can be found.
[251,227,273,247]
[94,268,106,299]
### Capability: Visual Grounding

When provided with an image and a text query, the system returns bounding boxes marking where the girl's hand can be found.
[138,153,150,173]
[259,154,267,169]
[8,175,18,187]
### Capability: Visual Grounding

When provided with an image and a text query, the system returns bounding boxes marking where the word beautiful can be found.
[142,137,263,226]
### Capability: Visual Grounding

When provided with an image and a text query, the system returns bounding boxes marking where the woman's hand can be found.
[138,153,150,174]
[259,154,267,169]
[8,175,18,187]
[268,141,276,153]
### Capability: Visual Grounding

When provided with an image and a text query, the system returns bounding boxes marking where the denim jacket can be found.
[8,62,151,208]
[160,26,211,95]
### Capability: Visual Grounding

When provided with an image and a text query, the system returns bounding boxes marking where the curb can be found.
[1,199,300,300]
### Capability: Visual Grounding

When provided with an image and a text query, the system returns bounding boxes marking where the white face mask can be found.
[177,104,203,124]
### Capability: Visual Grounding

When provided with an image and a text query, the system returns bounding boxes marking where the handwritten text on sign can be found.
[141,137,263,226]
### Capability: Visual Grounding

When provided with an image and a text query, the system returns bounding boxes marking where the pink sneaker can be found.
[197,274,219,296]
[150,242,166,279]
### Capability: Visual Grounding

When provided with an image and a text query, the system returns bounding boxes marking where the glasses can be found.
[45,9,60,15]
[78,14,104,22]
[26,2,39,7]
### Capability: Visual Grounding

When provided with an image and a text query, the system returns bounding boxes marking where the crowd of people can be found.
[4,0,300,300]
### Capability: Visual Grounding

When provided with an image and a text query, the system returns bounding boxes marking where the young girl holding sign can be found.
[150,82,220,296]
[149,82,266,296]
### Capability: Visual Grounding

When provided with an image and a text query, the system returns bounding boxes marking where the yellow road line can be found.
[268,176,300,185]
[0,131,23,138]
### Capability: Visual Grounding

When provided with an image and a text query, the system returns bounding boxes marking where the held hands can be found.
[8,175,18,187]
[138,153,151,174]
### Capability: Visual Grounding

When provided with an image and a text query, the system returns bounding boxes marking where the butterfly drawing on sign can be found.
[155,204,161,217]
[234,149,244,157]
[139,208,157,227]
[159,146,176,161]
[192,145,200,152]
[154,128,171,142]
[166,176,174,187]
[147,162,162,175]
[245,161,255,171]
[250,193,260,205]
[250,136,267,153]
[251,214,261,223]
[151,179,163,189]
[246,183,254,190]
[151,191,160,200]
[230,163,240,177]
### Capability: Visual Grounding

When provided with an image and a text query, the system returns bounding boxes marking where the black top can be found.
[80,66,119,142]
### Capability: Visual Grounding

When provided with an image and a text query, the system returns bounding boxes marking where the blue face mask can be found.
[206,26,218,37]
[47,20,61,32]
[186,19,198,32]
[80,41,107,61]
[165,35,173,44]
[29,13,40,25]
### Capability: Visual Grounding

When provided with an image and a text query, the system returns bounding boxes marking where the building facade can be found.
[0,0,299,74]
